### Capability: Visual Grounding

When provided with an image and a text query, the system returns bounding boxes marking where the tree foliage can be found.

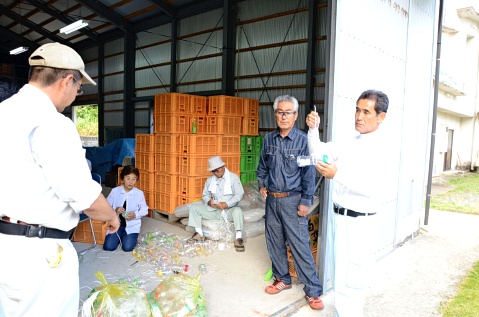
[76,105,98,136]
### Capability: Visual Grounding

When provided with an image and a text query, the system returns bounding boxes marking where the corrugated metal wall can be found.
[87,0,329,141]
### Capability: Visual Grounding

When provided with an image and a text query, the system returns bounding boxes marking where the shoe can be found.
[265,277,292,294]
[234,238,245,252]
[306,295,324,310]
[188,232,205,243]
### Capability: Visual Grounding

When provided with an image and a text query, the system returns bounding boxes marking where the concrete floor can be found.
[74,216,315,317]
[75,174,478,316]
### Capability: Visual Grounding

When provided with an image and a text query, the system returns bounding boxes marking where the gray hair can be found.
[272,95,299,112]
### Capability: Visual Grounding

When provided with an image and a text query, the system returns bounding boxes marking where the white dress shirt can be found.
[308,125,397,214]
[0,84,101,231]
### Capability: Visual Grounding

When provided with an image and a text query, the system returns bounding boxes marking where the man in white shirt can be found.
[188,156,245,252]
[0,42,120,317]
[307,90,396,317]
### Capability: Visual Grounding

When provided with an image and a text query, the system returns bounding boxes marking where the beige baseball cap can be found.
[29,42,96,86]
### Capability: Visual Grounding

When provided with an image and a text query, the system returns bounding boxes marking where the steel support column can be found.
[305,0,318,111]
[170,19,178,92]
[98,43,105,146]
[222,0,237,96]
[124,31,136,138]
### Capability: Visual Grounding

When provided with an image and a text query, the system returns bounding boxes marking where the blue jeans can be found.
[265,194,323,297]
[103,227,139,252]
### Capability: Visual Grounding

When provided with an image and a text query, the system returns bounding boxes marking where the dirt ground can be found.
[290,171,479,317]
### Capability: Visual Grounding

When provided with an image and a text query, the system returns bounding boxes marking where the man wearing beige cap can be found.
[188,156,246,252]
[0,42,119,317]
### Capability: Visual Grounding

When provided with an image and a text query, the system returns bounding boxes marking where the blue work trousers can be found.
[103,227,139,252]
[265,194,323,297]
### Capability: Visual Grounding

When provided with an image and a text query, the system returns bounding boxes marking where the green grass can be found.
[434,172,479,316]
[430,173,479,216]
[441,261,479,317]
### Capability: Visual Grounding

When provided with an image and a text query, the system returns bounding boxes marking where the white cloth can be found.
[208,168,233,195]
[0,84,101,316]
[106,186,149,234]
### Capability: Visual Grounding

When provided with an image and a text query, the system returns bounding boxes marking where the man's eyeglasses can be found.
[211,166,224,173]
[72,77,84,96]
[275,110,296,118]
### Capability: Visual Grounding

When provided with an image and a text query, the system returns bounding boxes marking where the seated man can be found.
[188,155,245,252]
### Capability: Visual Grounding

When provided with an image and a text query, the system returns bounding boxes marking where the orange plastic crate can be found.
[178,134,219,154]
[243,98,259,117]
[117,167,123,186]
[134,151,155,172]
[207,95,244,116]
[178,175,208,197]
[287,246,317,278]
[154,92,192,114]
[177,195,203,207]
[155,134,181,154]
[242,116,259,136]
[154,191,179,214]
[154,114,190,134]
[137,170,155,191]
[191,95,207,115]
[155,173,179,193]
[206,116,242,135]
[136,134,155,152]
[221,154,241,173]
[220,135,240,154]
[73,219,107,245]
[179,154,210,176]
[191,116,207,134]
[155,154,179,174]
[143,189,154,210]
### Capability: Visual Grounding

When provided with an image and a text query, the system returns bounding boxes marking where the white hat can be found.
[208,156,226,171]
[29,42,96,86]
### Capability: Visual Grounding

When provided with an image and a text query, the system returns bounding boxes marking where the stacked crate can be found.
[206,96,242,186]
[135,93,257,215]
[134,134,155,208]
[239,135,263,184]
[242,98,260,136]
[153,93,202,214]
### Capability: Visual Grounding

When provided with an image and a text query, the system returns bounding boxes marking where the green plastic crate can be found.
[240,171,257,184]
[240,154,260,172]
[240,136,263,154]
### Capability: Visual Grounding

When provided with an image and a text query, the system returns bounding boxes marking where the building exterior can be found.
[435,0,479,174]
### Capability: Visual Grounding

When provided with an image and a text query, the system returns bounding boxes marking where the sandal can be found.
[234,238,245,252]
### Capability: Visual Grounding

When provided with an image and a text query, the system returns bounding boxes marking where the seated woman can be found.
[103,165,149,252]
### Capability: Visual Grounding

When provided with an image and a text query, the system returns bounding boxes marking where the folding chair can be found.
[75,173,102,256]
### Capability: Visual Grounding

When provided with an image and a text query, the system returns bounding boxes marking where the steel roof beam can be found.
[24,0,99,42]
[148,0,175,18]
[77,0,133,32]
[0,4,70,46]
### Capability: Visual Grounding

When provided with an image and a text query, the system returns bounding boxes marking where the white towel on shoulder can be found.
[208,167,233,195]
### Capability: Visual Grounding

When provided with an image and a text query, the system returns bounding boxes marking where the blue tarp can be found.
[85,138,136,181]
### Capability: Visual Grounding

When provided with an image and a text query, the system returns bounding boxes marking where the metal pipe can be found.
[425,0,445,225]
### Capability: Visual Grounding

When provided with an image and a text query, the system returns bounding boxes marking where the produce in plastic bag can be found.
[81,271,151,317]
[150,273,206,317]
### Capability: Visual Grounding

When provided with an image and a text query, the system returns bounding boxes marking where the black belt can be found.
[267,191,301,199]
[0,219,75,239]
[333,205,375,217]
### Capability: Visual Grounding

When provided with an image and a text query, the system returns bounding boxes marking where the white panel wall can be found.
[322,0,437,292]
